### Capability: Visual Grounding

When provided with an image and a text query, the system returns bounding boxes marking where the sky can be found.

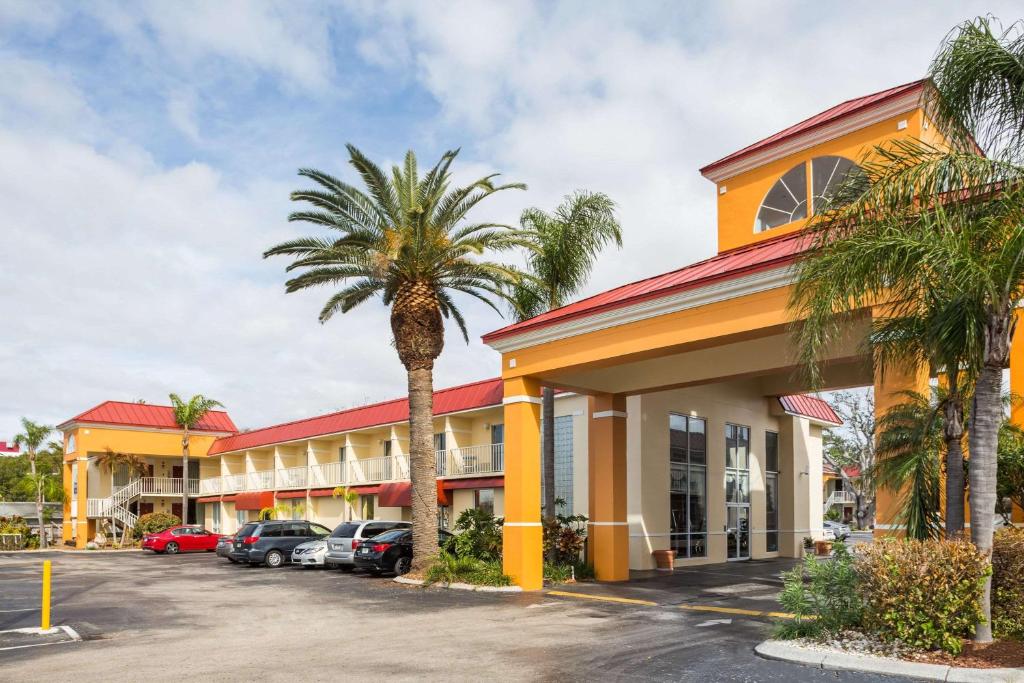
[1,1,1019,436]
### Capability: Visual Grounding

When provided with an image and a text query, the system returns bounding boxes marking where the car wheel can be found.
[393,556,411,576]
[165,542,179,555]
[265,550,284,568]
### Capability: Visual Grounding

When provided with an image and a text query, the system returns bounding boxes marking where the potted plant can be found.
[652,548,675,571]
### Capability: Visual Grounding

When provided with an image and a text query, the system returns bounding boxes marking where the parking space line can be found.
[678,604,795,619]
[546,590,658,607]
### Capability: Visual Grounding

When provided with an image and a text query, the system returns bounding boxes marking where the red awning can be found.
[308,488,338,498]
[348,485,382,495]
[234,491,275,511]
[378,482,412,508]
[196,496,221,504]
[221,495,238,502]
[275,490,306,500]
[442,477,504,491]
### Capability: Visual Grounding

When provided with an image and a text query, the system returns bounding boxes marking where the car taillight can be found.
[351,540,360,550]
[243,536,259,544]
[372,543,392,552]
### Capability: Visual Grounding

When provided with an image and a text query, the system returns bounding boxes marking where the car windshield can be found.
[237,523,258,538]
[330,523,361,539]
[310,523,332,537]
[369,529,409,543]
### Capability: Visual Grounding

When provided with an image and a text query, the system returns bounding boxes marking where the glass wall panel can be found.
[766,431,779,552]
[670,414,707,558]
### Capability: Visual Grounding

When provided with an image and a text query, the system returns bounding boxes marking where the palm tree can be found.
[332,486,359,521]
[13,418,53,548]
[512,191,622,523]
[791,16,1024,642]
[265,145,526,572]
[873,390,945,540]
[169,394,223,525]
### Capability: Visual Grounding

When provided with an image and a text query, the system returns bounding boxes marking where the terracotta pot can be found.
[652,549,675,570]
[815,540,833,556]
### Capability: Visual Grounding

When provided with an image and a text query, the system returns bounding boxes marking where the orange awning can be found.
[234,491,275,511]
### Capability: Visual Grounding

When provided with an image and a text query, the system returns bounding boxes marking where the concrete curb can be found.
[392,576,522,593]
[755,640,1024,682]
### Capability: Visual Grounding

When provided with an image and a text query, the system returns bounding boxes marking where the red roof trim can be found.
[209,377,503,455]
[442,476,504,491]
[275,490,307,500]
[483,230,810,344]
[699,80,927,176]
[59,400,237,434]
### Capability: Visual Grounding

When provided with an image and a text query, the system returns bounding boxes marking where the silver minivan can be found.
[325,520,410,570]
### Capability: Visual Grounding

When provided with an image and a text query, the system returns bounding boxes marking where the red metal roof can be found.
[0,441,18,454]
[209,377,504,455]
[484,230,811,343]
[60,401,237,434]
[700,80,927,177]
[778,395,842,426]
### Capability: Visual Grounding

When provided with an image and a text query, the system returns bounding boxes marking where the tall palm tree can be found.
[13,418,53,548]
[791,16,1024,642]
[169,394,223,525]
[873,389,945,540]
[512,191,622,522]
[265,145,526,572]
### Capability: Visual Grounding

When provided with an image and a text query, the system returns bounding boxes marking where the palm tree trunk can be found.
[408,365,440,572]
[29,453,47,549]
[181,430,190,525]
[968,312,1011,643]
[943,399,966,538]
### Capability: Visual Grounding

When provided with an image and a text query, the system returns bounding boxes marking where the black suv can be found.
[228,520,333,568]
[353,527,455,576]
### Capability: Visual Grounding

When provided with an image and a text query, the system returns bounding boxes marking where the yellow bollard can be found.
[41,560,51,631]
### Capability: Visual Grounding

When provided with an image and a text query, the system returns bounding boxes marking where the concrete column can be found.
[501,376,543,590]
[75,458,89,549]
[587,393,629,581]
[872,343,930,537]
[777,416,823,556]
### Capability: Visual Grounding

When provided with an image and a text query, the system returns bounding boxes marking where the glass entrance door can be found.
[726,504,750,560]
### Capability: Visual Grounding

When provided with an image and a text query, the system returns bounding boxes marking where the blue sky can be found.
[0,1,1018,434]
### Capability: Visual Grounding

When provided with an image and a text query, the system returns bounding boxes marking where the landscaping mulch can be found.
[906,639,1024,669]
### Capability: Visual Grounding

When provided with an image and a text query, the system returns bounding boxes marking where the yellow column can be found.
[587,394,629,581]
[872,343,930,539]
[501,376,543,590]
[1009,310,1024,524]
[75,458,89,549]
[62,461,74,544]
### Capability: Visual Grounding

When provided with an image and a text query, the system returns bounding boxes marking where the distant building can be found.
[0,441,19,457]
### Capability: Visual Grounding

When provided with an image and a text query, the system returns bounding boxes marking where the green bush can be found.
[992,527,1024,640]
[452,508,503,561]
[775,540,862,639]
[857,539,988,654]
[544,561,596,584]
[134,512,181,538]
[424,549,512,587]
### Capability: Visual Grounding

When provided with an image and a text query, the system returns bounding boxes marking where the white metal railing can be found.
[277,466,307,489]
[436,443,504,478]
[824,490,856,511]
[248,470,274,491]
[197,445,505,495]
[223,473,246,494]
[137,477,200,496]
[87,498,111,517]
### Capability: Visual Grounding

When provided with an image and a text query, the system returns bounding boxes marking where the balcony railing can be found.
[138,477,200,496]
[436,443,504,478]
[824,490,857,511]
[196,445,504,496]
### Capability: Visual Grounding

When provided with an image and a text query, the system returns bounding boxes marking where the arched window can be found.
[754,156,862,232]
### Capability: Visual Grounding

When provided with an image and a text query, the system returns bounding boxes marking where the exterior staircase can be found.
[823,489,856,513]
[95,478,141,539]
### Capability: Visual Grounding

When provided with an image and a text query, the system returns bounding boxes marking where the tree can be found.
[265,145,526,572]
[873,390,945,540]
[791,17,1024,642]
[169,394,223,525]
[512,191,622,524]
[821,391,876,529]
[13,418,53,548]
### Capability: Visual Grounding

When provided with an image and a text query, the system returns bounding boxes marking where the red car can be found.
[142,525,224,554]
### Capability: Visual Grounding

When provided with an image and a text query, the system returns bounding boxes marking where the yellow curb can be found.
[678,604,797,619]
[546,590,658,607]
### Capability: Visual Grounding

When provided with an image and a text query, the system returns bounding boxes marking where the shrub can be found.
[424,550,512,587]
[992,527,1024,640]
[856,539,988,654]
[544,561,596,584]
[542,504,588,565]
[775,540,862,639]
[452,508,503,561]
[134,512,181,538]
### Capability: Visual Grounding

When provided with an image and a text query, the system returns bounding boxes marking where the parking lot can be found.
[0,549,899,682]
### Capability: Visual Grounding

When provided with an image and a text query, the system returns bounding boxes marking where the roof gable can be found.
[778,394,842,426]
[60,401,238,434]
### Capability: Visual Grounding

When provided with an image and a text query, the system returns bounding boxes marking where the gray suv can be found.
[325,520,409,571]
[228,520,333,568]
